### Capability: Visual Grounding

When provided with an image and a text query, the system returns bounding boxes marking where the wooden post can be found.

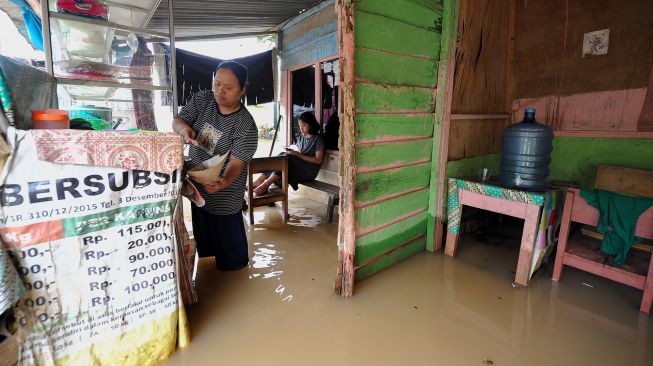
[640,254,653,313]
[286,69,293,145]
[315,61,323,124]
[552,191,575,281]
[427,0,460,251]
[506,0,516,121]
[334,0,357,297]
[281,157,289,223]
[514,204,542,286]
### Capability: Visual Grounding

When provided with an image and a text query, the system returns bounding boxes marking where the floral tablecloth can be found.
[31,129,183,174]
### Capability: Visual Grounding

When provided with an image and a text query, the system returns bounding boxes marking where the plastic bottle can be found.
[499,108,553,191]
[32,109,70,129]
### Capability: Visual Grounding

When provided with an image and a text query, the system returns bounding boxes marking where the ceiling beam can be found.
[175,31,275,42]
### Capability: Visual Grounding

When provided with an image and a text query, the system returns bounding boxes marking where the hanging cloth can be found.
[9,0,43,51]
[169,46,274,107]
[580,189,653,266]
[0,65,15,131]
[0,55,58,129]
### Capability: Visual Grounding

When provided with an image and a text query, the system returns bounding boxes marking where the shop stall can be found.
[0,1,196,365]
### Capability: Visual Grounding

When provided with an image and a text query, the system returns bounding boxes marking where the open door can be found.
[335,0,458,296]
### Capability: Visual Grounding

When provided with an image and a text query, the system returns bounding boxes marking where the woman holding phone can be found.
[252,111,324,195]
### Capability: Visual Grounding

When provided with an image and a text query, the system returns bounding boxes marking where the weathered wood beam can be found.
[450,114,510,120]
[427,0,460,251]
[334,0,357,298]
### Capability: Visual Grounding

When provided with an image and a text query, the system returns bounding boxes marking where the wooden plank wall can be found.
[447,0,511,160]
[279,0,338,71]
[511,0,653,135]
[278,1,337,143]
[351,0,445,281]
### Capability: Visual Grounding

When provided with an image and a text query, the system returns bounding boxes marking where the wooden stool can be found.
[246,156,289,225]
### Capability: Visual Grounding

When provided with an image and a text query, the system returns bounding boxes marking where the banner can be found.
[0,129,185,365]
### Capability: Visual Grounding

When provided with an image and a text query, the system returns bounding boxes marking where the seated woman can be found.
[252,111,324,195]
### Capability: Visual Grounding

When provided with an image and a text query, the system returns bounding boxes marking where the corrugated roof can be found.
[149,0,324,38]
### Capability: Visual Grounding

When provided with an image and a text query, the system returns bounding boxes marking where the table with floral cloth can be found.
[445,178,562,286]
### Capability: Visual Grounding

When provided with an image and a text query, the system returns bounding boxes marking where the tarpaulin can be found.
[174,47,274,107]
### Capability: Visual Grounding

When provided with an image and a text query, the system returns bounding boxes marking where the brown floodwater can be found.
[166,195,653,366]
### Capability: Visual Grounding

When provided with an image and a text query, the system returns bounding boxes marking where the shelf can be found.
[71,97,140,103]
[50,12,170,39]
[57,78,172,91]
[43,0,178,119]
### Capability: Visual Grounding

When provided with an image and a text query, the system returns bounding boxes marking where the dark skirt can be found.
[191,204,249,271]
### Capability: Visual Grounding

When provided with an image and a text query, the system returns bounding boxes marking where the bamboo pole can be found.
[168,0,178,116]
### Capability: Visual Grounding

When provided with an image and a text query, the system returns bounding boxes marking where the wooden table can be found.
[445,178,562,286]
[246,156,288,225]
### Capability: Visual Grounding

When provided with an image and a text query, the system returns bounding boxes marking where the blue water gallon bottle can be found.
[499,108,553,191]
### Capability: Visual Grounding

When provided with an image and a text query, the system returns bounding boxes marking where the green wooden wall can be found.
[445,137,653,200]
[353,0,447,281]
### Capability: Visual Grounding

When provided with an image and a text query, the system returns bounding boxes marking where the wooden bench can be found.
[299,180,340,223]
[297,150,340,223]
[552,166,653,313]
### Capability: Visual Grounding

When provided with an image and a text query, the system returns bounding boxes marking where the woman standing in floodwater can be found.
[172,61,258,271]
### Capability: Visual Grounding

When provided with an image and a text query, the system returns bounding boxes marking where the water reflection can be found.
[287,214,322,228]
[250,245,283,269]
[164,226,653,366]
[248,242,294,302]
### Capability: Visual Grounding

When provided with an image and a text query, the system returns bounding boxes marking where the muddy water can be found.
[165,195,653,366]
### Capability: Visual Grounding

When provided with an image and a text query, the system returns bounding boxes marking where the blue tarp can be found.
[9,0,43,51]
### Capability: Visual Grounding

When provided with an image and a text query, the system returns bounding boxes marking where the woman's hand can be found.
[203,177,229,193]
[179,127,197,145]
[288,149,324,165]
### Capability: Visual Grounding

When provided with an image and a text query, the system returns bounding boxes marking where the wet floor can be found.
[166,194,653,366]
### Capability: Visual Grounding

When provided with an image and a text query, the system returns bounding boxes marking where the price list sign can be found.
[0,131,183,366]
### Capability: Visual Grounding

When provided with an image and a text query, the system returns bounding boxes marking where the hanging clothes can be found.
[581,189,653,266]
[0,55,58,129]
[0,65,15,132]
[130,37,157,130]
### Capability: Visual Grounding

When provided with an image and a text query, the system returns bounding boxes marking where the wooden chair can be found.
[246,156,288,225]
[552,166,653,313]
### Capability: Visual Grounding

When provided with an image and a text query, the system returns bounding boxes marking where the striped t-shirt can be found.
[178,90,258,215]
